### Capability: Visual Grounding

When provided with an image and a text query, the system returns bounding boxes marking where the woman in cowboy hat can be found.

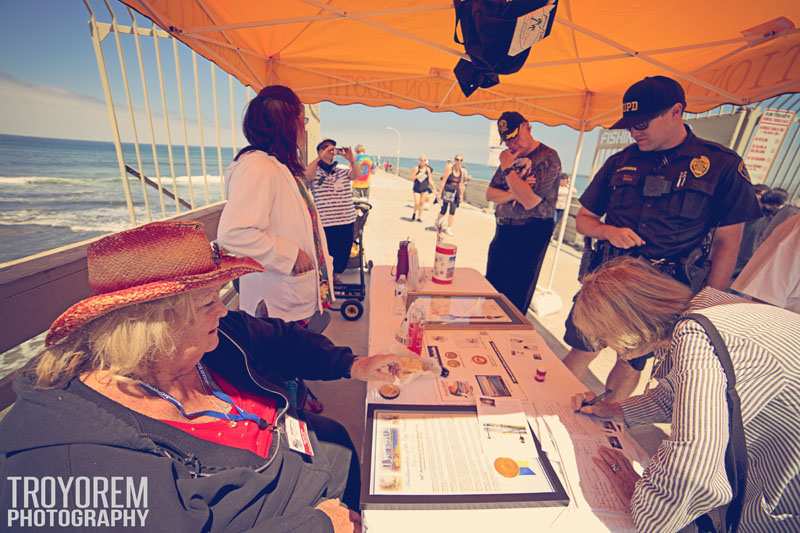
[0,221,423,533]
[570,257,800,532]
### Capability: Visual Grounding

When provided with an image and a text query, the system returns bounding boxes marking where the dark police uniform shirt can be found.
[489,142,561,222]
[579,126,761,260]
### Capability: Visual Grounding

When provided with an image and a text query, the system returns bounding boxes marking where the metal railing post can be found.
[192,51,210,204]
[172,36,195,209]
[128,7,166,217]
[84,0,136,225]
[211,65,225,198]
[104,0,151,221]
[152,24,180,214]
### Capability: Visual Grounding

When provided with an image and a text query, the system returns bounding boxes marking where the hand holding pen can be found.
[571,389,624,420]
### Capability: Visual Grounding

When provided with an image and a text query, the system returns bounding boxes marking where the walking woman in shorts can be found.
[411,155,434,222]
[436,154,468,235]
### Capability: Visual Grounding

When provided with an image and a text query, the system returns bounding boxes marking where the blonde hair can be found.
[32,292,198,388]
[573,257,693,354]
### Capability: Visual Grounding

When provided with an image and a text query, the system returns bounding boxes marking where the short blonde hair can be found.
[32,292,198,388]
[573,257,692,354]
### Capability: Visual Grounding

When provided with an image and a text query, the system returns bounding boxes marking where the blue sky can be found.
[0,0,600,174]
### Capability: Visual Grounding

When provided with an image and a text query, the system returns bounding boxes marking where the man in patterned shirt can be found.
[485,111,563,314]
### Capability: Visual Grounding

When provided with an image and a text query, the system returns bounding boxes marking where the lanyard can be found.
[138,364,269,430]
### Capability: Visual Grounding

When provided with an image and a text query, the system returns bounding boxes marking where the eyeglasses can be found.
[628,109,669,132]
[303,117,309,125]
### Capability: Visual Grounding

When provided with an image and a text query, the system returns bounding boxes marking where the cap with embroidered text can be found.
[611,76,686,130]
[497,111,528,142]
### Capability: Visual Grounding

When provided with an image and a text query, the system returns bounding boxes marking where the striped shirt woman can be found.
[306,139,357,275]
[571,257,800,532]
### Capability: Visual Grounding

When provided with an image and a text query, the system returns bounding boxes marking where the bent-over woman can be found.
[571,257,800,532]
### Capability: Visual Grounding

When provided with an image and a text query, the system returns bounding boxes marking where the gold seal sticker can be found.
[690,155,710,178]
[738,161,751,182]
[494,457,520,478]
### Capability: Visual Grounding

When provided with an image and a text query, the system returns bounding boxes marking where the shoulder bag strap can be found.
[683,313,748,533]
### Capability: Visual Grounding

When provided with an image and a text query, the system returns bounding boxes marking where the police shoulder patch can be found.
[690,155,710,178]
[738,160,751,182]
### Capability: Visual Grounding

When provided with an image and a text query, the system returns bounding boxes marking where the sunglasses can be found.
[454,158,464,162]
[628,108,670,131]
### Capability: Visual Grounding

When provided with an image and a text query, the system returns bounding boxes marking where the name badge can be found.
[285,415,314,456]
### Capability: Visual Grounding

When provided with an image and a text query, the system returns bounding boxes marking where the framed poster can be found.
[361,404,569,510]
[405,291,530,329]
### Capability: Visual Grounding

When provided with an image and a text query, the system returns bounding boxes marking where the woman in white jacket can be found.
[217,85,333,324]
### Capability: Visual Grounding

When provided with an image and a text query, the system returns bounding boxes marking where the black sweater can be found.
[0,311,356,532]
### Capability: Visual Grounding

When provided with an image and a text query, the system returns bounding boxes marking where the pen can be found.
[575,389,614,413]
[482,422,526,431]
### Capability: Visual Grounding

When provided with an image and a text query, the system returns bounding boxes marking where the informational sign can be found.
[743,108,796,183]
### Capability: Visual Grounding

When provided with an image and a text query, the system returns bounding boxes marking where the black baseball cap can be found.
[610,76,686,130]
[497,111,528,142]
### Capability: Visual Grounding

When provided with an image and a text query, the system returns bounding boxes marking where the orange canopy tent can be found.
[122,1,800,130]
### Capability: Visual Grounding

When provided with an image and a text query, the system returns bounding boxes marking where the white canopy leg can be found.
[530,94,592,317]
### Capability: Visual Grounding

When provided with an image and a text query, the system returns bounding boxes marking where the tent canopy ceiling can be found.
[124,1,800,130]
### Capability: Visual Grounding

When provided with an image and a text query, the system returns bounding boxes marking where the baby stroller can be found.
[330,199,373,320]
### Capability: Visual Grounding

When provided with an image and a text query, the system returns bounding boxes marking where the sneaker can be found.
[416,218,423,223]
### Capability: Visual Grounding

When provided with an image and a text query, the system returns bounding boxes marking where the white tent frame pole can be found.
[192,0,263,86]
[84,0,137,225]
[557,19,746,105]
[301,0,466,60]
[185,3,453,34]
[545,92,592,292]
[137,0,261,87]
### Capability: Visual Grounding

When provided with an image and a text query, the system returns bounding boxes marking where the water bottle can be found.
[394,275,407,314]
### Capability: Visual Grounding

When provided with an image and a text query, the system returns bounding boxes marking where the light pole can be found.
[385,126,401,175]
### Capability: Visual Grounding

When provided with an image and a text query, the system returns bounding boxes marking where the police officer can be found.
[562,76,761,400]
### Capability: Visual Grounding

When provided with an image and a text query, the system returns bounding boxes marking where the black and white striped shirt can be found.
[621,288,800,532]
[309,165,357,227]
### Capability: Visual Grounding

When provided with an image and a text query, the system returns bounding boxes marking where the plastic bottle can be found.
[394,274,408,314]
[406,303,426,356]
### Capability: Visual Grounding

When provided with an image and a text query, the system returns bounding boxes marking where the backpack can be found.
[453,0,558,96]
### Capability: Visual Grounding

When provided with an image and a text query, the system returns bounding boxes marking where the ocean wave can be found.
[0,207,135,233]
[0,176,101,186]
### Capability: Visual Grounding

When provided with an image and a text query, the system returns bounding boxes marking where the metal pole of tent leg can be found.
[128,7,166,218]
[152,24,180,214]
[211,66,225,199]
[228,74,238,160]
[103,0,151,222]
[192,51,210,205]
[84,1,136,225]
[546,93,592,292]
[172,37,195,209]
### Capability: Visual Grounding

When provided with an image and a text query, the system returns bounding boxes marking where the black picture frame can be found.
[361,404,570,510]
[405,291,530,330]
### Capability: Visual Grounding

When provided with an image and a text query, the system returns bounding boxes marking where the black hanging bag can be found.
[453,0,558,96]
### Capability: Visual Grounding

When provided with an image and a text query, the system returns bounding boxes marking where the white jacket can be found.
[217,151,333,321]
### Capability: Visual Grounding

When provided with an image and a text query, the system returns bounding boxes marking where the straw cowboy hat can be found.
[45,221,263,346]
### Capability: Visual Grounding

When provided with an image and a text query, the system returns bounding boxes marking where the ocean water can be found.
[0,133,233,264]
